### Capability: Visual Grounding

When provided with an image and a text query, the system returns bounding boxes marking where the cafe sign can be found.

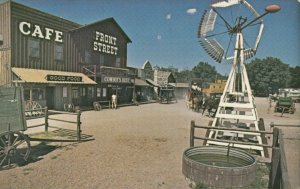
[19,21,63,43]
[46,75,82,82]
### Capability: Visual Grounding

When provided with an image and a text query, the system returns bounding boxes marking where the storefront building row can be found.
[0,1,132,110]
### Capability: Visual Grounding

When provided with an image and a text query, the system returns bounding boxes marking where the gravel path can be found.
[0,98,299,189]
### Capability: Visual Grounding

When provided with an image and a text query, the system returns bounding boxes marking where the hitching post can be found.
[45,106,48,132]
[77,110,82,141]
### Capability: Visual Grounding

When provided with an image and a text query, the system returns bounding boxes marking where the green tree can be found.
[288,66,300,88]
[246,57,290,96]
[192,62,222,83]
[176,69,194,83]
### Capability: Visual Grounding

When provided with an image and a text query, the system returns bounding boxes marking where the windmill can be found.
[198,0,280,157]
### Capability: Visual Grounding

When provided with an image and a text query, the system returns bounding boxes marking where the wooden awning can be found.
[12,68,96,85]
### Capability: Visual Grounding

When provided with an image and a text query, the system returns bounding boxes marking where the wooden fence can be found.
[268,123,300,189]
[26,107,82,141]
[189,121,294,189]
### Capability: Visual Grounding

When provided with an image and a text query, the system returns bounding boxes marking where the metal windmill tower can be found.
[198,0,280,157]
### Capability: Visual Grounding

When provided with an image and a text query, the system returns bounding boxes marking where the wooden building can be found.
[0,1,132,110]
[202,80,227,97]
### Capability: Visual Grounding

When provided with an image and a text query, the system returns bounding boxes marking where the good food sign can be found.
[46,75,82,82]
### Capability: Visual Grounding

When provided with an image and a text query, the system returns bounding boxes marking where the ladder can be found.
[206,33,266,157]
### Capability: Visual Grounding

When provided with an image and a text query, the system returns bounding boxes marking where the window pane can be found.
[24,89,30,100]
[72,87,79,98]
[88,87,94,98]
[102,88,107,97]
[32,88,44,100]
[55,44,64,61]
[97,88,101,97]
[116,57,121,67]
[63,87,68,97]
[29,38,40,58]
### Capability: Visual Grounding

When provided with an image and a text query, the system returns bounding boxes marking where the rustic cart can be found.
[0,86,85,168]
[0,86,30,167]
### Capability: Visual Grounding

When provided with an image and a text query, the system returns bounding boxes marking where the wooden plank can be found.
[216,113,257,121]
[258,118,269,158]
[190,120,195,147]
[193,125,273,134]
[278,129,292,189]
[219,102,253,108]
[194,136,272,148]
[269,147,281,189]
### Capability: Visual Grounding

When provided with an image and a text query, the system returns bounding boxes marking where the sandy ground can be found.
[0,97,299,189]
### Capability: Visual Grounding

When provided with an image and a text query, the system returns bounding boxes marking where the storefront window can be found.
[116,57,121,67]
[63,87,68,97]
[72,87,79,98]
[97,88,101,97]
[24,89,30,100]
[81,88,86,96]
[32,88,44,100]
[102,88,107,97]
[29,38,40,58]
[85,50,91,64]
[55,44,64,62]
[88,87,94,98]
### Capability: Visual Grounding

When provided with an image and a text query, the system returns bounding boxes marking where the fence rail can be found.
[26,107,82,141]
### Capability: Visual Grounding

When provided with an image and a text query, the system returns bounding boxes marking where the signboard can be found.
[93,31,118,55]
[19,21,63,43]
[46,75,82,82]
[102,76,130,83]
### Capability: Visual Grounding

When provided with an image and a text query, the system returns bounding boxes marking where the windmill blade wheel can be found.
[0,131,31,169]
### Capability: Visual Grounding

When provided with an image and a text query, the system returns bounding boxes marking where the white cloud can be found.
[157,35,162,40]
[298,0,300,3]
[166,14,172,20]
[186,8,197,15]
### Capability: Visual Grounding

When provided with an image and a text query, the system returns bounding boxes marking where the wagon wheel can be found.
[0,131,31,168]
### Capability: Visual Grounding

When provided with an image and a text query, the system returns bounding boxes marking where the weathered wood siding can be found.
[10,2,81,72]
[70,18,130,69]
[0,1,11,86]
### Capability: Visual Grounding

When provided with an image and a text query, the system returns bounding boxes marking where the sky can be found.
[7,0,300,74]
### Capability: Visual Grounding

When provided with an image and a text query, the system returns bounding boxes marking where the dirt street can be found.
[0,98,299,189]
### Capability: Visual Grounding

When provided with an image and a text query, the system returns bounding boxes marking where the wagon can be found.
[274,97,295,114]
[0,86,30,168]
[0,86,85,169]
[158,87,177,104]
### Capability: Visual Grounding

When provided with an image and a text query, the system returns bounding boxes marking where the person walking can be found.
[111,93,117,109]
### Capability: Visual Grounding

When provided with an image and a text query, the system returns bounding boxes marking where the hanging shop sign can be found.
[19,21,63,43]
[46,75,82,82]
[93,31,118,55]
[102,76,130,83]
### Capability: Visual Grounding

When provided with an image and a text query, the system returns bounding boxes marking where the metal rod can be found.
[241,12,268,31]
